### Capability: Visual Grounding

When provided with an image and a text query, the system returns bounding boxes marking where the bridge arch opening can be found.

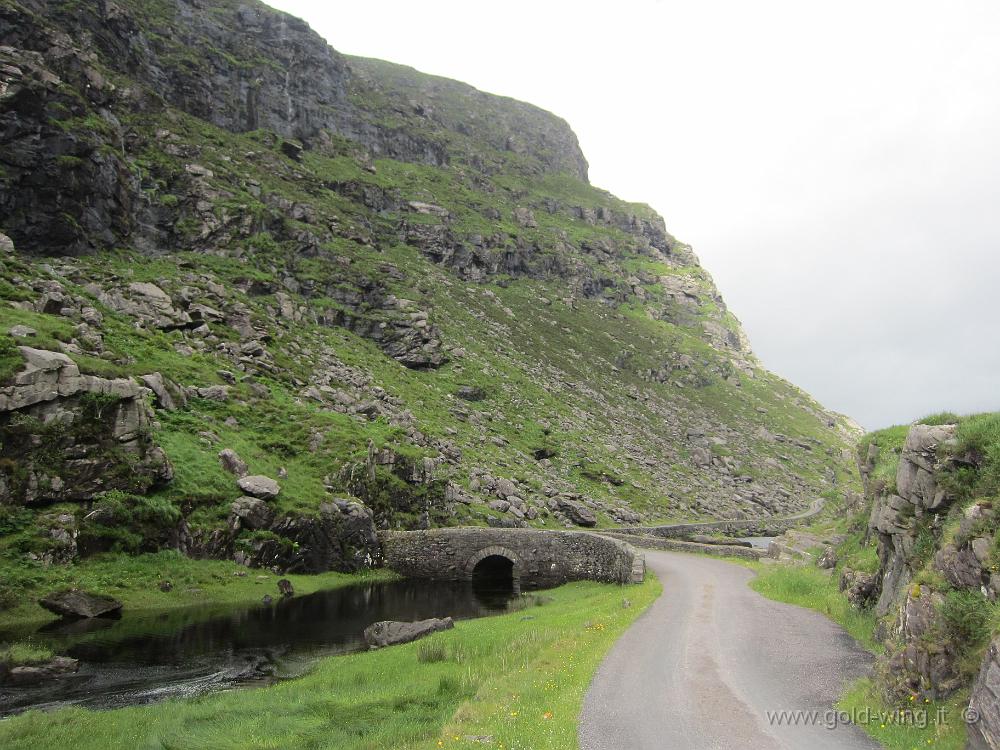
[472,554,514,584]
[466,546,521,603]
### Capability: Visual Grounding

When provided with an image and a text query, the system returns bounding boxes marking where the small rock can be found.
[158,581,173,592]
[196,385,230,401]
[8,325,36,338]
[277,579,294,598]
[817,547,838,569]
[456,386,485,401]
[262,594,273,605]
[218,448,249,478]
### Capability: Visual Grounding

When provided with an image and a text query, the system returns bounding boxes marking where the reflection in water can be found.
[471,555,516,606]
[0,576,517,716]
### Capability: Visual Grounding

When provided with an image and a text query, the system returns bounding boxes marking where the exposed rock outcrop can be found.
[857,422,998,705]
[0,348,172,505]
[968,636,1000,750]
[868,424,958,615]
[225,500,380,574]
[879,586,962,700]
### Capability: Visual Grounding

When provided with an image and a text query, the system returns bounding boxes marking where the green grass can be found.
[919,412,962,426]
[0,333,24,384]
[837,679,968,750]
[837,530,881,574]
[0,642,54,666]
[0,550,395,628]
[0,576,660,750]
[859,423,909,493]
[954,412,1000,498]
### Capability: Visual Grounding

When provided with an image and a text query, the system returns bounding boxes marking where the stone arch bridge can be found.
[380,528,644,588]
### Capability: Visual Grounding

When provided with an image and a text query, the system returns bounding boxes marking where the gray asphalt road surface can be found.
[579,551,880,749]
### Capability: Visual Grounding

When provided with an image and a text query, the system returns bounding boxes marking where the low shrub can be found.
[939,589,992,648]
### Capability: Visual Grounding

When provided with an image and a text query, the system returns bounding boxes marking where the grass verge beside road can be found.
[0,576,660,750]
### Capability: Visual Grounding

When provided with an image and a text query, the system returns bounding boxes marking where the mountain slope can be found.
[0,0,858,582]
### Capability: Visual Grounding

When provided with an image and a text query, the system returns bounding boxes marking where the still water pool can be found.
[0,576,520,716]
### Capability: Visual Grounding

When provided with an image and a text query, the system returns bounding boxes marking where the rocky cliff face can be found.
[832,417,1000,747]
[0,0,857,581]
[0,0,587,255]
[0,346,172,504]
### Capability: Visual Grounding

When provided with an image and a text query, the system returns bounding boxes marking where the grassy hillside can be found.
[1,0,858,601]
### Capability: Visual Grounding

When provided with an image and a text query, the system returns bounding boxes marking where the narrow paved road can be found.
[579,551,879,750]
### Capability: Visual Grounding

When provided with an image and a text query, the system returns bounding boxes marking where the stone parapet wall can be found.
[599,532,765,561]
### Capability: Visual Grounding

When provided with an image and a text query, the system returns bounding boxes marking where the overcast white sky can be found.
[270,0,1000,429]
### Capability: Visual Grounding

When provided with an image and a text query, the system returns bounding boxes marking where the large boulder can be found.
[557,496,597,527]
[968,636,1000,750]
[237,474,280,499]
[363,617,454,649]
[39,589,123,619]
